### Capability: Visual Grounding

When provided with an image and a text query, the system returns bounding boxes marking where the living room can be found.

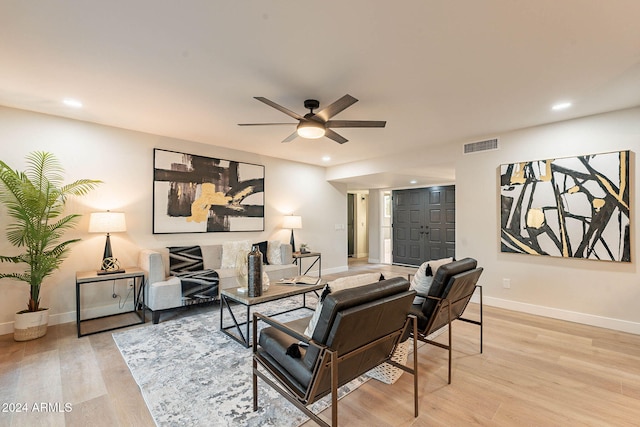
[2,1,640,426]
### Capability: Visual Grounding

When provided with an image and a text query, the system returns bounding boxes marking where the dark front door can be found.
[392,185,455,266]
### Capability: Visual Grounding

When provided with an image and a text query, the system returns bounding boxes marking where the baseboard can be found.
[321,265,349,275]
[0,301,137,337]
[482,296,640,335]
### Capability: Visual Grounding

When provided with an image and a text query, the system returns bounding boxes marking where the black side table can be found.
[76,267,146,338]
[292,251,322,277]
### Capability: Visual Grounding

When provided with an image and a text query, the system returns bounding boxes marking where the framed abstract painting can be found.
[153,149,265,233]
[500,150,630,262]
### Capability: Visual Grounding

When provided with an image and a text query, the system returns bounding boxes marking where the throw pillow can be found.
[253,241,269,265]
[220,240,251,269]
[303,272,382,337]
[267,240,282,265]
[410,257,453,304]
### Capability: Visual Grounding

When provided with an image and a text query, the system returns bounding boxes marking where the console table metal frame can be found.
[75,267,146,338]
[220,282,325,348]
[293,251,322,277]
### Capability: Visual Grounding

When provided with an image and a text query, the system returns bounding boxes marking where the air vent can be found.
[463,138,499,154]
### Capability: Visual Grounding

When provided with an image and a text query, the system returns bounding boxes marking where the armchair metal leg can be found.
[330,349,338,427]
[479,285,483,354]
[448,304,453,385]
[412,317,419,417]
[252,314,259,412]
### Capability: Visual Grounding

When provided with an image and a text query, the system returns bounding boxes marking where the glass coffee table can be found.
[220,281,326,347]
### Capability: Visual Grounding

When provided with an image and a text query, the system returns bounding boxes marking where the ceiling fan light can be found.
[297,121,325,139]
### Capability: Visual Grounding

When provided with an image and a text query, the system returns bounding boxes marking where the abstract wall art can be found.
[500,150,630,262]
[153,149,264,233]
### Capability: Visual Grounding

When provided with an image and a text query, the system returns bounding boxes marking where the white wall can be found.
[0,106,348,334]
[457,107,640,334]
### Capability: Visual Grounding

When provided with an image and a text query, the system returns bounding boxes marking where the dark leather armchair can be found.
[252,277,418,427]
[409,257,483,384]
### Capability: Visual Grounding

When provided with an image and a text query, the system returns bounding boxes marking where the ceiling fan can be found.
[238,94,386,144]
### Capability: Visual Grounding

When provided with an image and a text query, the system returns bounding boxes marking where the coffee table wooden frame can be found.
[220,282,325,347]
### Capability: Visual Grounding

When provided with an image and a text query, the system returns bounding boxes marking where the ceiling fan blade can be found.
[237,123,296,126]
[254,97,303,120]
[325,129,348,144]
[314,94,358,122]
[282,131,298,143]
[325,120,386,128]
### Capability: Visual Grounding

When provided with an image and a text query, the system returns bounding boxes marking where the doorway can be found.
[347,193,355,257]
[392,185,455,266]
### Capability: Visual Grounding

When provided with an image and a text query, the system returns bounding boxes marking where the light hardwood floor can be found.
[2,259,640,426]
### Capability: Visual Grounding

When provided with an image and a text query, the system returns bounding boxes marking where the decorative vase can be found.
[247,245,263,297]
[14,308,49,341]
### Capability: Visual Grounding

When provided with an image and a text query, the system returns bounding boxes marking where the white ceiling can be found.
[1,1,640,189]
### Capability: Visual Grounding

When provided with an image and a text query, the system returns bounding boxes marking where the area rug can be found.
[112,296,370,426]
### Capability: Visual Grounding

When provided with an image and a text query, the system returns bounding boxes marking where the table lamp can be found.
[282,215,302,253]
[89,211,126,275]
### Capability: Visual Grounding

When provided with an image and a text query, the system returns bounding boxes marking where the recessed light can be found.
[410,180,417,184]
[551,102,571,111]
[62,98,83,108]
[322,156,331,162]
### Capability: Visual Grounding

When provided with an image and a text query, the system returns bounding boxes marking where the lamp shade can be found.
[282,215,302,230]
[89,211,127,233]
[297,121,325,139]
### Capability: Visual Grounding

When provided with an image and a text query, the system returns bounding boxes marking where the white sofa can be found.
[138,243,298,323]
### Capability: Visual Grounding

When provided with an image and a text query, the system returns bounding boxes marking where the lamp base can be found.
[290,230,296,253]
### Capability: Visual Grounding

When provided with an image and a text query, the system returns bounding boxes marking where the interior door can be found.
[392,185,455,266]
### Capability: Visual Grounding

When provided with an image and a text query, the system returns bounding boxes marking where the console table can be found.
[293,251,321,277]
[76,267,146,338]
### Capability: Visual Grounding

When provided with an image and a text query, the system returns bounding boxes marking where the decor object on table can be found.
[500,150,630,262]
[153,148,264,233]
[0,151,101,341]
[299,243,309,253]
[247,244,263,297]
[282,214,302,252]
[89,211,126,274]
[237,95,386,144]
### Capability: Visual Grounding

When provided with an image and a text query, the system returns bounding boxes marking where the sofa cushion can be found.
[267,240,282,265]
[200,245,223,270]
[253,241,269,265]
[303,272,381,337]
[410,257,453,304]
[221,240,251,268]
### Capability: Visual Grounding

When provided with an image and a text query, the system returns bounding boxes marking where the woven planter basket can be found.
[14,309,49,342]
[366,339,411,384]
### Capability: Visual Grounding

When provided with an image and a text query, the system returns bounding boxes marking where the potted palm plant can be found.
[0,151,101,341]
